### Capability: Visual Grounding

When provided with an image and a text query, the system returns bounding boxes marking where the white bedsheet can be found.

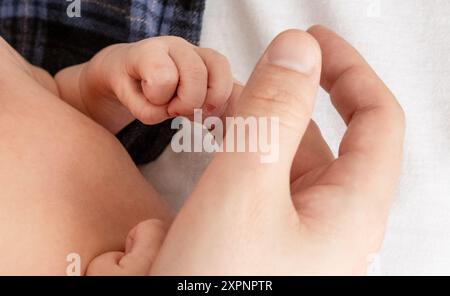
[141,0,450,275]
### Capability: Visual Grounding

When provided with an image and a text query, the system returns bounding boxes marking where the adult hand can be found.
[150,26,405,275]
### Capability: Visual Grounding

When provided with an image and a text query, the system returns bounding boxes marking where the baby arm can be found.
[54,36,234,134]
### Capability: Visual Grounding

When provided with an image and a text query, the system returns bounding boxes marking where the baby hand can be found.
[86,220,166,276]
[83,36,233,126]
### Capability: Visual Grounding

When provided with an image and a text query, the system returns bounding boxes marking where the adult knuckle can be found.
[247,81,310,117]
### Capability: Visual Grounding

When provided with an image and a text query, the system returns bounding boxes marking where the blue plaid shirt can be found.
[0,0,205,164]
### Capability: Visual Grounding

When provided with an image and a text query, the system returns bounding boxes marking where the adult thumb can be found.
[223,29,322,172]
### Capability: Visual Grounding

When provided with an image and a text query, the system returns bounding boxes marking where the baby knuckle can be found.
[132,38,165,55]
[203,48,229,62]
[146,219,167,233]
[135,107,153,124]
[149,64,178,84]
[162,35,190,47]
[186,64,208,82]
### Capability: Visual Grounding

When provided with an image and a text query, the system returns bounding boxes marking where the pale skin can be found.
[149,27,405,275]
[0,34,232,275]
[0,25,404,275]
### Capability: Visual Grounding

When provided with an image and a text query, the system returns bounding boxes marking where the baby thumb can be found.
[223,29,322,171]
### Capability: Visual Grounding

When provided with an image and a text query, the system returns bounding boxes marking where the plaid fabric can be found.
[0,0,206,165]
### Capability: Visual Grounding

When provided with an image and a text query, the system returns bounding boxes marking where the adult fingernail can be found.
[266,31,319,75]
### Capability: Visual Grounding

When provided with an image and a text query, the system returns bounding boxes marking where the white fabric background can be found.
[141,0,450,275]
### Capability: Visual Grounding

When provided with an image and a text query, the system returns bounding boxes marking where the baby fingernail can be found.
[203,104,216,113]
